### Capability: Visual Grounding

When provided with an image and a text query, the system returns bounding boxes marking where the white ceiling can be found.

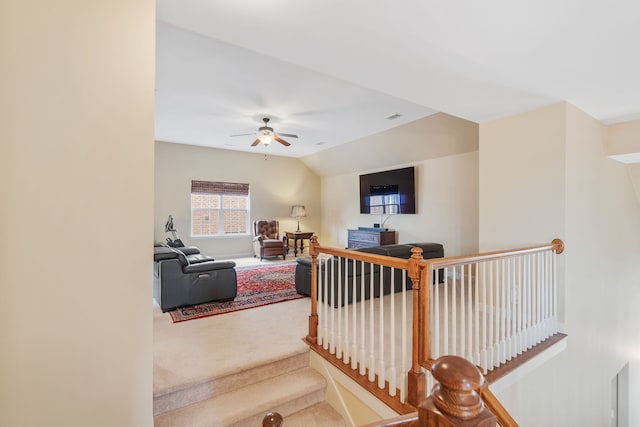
[156,0,640,158]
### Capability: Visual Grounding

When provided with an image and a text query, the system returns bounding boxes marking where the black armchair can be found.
[153,245,237,312]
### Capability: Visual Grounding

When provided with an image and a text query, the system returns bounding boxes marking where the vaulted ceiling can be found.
[156,0,640,158]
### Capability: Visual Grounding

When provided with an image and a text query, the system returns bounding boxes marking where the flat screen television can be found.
[359,166,416,214]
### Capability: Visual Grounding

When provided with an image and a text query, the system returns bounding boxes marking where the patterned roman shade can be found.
[191,181,249,196]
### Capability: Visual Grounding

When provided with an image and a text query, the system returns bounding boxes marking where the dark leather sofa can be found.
[295,242,444,307]
[153,243,238,312]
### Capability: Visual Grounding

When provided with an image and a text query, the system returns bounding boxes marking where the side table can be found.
[285,231,314,257]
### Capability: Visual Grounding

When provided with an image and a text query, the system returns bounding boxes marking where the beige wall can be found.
[320,152,479,256]
[607,119,640,211]
[479,103,567,251]
[303,113,479,177]
[155,141,321,258]
[607,118,640,156]
[628,163,640,204]
[0,1,155,426]
[310,114,479,256]
[479,103,640,426]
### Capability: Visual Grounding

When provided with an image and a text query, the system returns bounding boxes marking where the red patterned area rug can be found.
[168,262,304,323]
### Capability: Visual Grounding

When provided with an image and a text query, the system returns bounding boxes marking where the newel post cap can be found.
[431,355,484,391]
[430,355,485,420]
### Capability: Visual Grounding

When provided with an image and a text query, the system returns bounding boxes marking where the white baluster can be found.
[433,268,440,359]
[378,264,385,389]
[499,258,509,364]
[473,263,480,366]
[547,251,552,334]
[516,256,523,356]
[343,259,351,365]
[368,264,375,382]
[467,263,473,361]
[336,257,342,358]
[461,264,469,360]
[359,261,366,375]
[490,260,498,369]
[480,261,487,373]
[330,259,336,354]
[453,264,459,357]
[536,252,542,344]
[400,271,407,403]
[389,268,396,395]
[527,253,533,349]
[321,257,329,350]
[351,259,358,370]
[552,249,558,333]
[515,256,520,355]
[443,266,449,356]
[543,252,548,334]
[506,257,512,360]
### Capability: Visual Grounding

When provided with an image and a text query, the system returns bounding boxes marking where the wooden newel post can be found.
[552,238,564,254]
[305,236,320,345]
[407,247,425,407]
[419,356,497,427]
[262,411,283,427]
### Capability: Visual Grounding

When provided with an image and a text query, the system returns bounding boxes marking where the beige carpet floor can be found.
[153,255,311,398]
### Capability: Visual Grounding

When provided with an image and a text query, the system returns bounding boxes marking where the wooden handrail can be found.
[312,242,413,269]
[359,412,419,427]
[422,239,564,270]
[480,388,518,427]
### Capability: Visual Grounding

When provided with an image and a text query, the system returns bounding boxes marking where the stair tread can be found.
[154,347,309,397]
[286,402,346,427]
[154,350,310,416]
[154,367,326,427]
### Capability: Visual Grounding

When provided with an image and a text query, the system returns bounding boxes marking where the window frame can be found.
[190,180,251,238]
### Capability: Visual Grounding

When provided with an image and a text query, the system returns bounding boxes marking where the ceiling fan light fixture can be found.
[232,117,296,148]
[259,134,273,145]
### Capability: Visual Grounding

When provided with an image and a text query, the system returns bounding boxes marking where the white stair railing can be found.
[307,238,565,409]
[425,242,562,374]
[316,255,413,403]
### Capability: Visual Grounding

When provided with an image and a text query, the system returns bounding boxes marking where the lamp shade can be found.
[290,205,306,218]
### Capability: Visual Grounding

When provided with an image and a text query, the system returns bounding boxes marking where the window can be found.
[369,184,400,214]
[191,180,250,237]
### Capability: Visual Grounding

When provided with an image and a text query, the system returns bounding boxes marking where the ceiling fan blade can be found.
[251,138,261,146]
[275,132,298,139]
[230,132,257,137]
[274,136,291,146]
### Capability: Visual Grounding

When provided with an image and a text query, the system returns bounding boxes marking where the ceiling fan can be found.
[230,117,298,147]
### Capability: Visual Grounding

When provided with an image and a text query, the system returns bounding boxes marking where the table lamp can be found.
[290,205,306,232]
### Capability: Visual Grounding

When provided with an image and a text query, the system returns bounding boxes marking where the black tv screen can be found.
[359,167,416,214]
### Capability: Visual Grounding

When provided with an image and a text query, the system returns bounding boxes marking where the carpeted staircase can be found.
[154,348,345,426]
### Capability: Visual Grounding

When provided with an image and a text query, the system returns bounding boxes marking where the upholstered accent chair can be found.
[253,219,287,260]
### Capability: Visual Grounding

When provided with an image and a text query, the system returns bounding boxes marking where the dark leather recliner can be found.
[153,244,237,312]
